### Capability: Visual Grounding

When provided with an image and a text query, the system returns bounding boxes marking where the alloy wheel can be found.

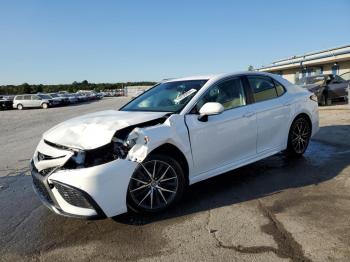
[291,118,310,154]
[128,160,179,210]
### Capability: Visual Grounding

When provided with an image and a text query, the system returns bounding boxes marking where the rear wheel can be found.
[17,104,23,110]
[286,117,311,157]
[127,154,186,214]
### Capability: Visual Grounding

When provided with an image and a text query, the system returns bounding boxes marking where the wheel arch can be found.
[290,112,312,134]
[148,143,189,185]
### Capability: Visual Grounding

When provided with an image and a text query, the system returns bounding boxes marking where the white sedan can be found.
[30,72,319,218]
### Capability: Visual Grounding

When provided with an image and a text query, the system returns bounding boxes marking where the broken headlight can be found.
[71,150,86,167]
[64,129,142,169]
[65,140,132,169]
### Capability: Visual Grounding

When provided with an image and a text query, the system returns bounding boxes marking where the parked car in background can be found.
[96,92,104,99]
[2,95,15,101]
[49,93,69,105]
[296,74,349,106]
[75,93,89,102]
[0,96,13,110]
[13,94,54,110]
[116,89,125,96]
[77,90,101,100]
[30,72,319,218]
[102,90,119,97]
[58,93,78,104]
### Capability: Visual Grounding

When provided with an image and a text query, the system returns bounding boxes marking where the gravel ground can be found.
[0,99,349,261]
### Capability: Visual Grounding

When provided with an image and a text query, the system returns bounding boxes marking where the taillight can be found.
[310,94,318,102]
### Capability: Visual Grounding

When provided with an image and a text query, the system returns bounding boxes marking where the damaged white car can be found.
[30,72,319,218]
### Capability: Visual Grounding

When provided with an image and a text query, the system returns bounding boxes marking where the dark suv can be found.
[296,74,349,106]
[0,96,13,110]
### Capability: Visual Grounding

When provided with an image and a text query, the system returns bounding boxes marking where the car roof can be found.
[163,71,284,83]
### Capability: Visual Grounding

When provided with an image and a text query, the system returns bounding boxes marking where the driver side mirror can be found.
[198,102,224,122]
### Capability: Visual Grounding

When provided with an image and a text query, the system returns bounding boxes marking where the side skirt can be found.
[189,147,282,185]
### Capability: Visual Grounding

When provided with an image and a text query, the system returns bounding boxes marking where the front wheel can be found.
[127,154,186,214]
[17,104,23,110]
[42,103,49,109]
[286,117,311,157]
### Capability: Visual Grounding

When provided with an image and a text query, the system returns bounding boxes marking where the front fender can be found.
[126,114,193,170]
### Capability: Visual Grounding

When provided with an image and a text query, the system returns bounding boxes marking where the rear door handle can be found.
[243,112,255,118]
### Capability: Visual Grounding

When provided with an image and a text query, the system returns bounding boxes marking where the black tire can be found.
[127,154,186,214]
[17,104,23,110]
[286,116,311,157]
[326,96,332,106]
[42,103,49,109]
[319,94,325,106]
[320,93,331,106]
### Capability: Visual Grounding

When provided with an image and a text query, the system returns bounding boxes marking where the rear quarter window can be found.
[273,80,286,96]
[247,76,278,102]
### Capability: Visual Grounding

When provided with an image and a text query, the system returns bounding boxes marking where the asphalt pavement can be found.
[0,98,349,261]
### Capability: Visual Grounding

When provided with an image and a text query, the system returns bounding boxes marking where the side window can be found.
[23,95,31,100]
[31,95,40,100]
[273,80,286,96]
[247,76,277,102]
[16,96,23,100]
[196,78,246,111]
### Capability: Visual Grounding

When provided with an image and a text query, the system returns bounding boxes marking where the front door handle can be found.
[243,112,255,118]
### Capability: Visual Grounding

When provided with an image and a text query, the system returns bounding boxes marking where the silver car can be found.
[13,94,54,110]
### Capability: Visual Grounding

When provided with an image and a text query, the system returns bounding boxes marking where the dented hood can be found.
[43,110,166,150]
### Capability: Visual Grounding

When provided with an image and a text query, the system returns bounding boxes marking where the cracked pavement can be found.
[0,99,350,261]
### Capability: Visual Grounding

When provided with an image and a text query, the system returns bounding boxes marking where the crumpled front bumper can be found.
[31,139,138,218]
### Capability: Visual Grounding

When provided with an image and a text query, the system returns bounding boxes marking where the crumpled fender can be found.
[126,114,193,169]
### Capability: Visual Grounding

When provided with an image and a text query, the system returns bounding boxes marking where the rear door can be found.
[246,75,291,153]
[185,76,257,175]
[23,95,32,107]
[31,95,42,107]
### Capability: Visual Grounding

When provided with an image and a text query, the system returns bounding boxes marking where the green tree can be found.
[21,83,31,94]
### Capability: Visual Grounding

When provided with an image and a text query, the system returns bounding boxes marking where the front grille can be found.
[32,175,54,205]
[53,181,93,209]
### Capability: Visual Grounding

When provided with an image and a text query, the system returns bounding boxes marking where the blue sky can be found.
[1,0,349,85]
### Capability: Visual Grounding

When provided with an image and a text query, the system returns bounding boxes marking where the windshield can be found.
[121,80,208,112]
[38,94,51,99]
[50,93,58,97]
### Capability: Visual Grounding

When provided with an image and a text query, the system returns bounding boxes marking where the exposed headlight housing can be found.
[310,94,318,102]
[71,150,86,167]
[65,139,133,169]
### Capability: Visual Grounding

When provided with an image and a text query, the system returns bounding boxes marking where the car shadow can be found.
[1,125,349,260]
[113,125,350,225]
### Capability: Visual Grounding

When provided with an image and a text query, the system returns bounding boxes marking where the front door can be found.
[185,77,257,176]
